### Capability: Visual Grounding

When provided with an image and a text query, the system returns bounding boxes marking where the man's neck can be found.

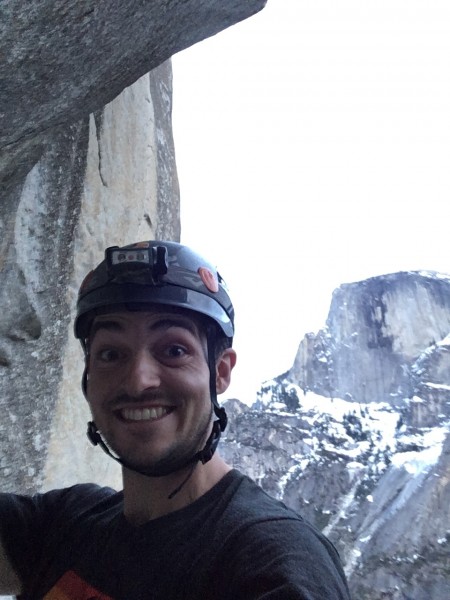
[121,454,232,525]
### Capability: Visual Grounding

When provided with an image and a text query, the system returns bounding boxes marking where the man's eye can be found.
[97,348,121,362]
[165,345,187,359]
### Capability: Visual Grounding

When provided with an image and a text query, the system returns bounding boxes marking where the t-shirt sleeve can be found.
[219,517,351,600]
[0,488,61,585]
[0,484,114,591]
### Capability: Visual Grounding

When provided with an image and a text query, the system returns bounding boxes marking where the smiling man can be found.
[0,240,351,599]
[86,307,234,520]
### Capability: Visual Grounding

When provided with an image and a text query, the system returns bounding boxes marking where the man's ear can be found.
[216,348,237,394]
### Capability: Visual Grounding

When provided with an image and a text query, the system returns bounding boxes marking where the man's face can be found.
[86,309,214,475]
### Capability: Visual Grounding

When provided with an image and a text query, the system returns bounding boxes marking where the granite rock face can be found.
[221,271,450,600]
[0,0,267,193]
[291,271,450,408]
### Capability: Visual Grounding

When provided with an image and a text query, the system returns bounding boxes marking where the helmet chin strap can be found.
[85,416,224,478]
[84,325,228,496]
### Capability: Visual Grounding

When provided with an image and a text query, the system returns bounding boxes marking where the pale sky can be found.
[172,0,450,404]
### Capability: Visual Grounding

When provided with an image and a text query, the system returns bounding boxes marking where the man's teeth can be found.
[121,407,169,421]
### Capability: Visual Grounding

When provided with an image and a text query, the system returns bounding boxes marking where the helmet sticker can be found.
[198,267,219,293]
[129,241,150,249]
[79,270,95,294]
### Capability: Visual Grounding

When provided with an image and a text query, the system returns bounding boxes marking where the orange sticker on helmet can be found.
[198,267,219,293]
[79,270,95,294]
[129,241,150,249]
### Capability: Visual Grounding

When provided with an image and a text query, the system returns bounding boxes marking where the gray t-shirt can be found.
[0,470,351,599]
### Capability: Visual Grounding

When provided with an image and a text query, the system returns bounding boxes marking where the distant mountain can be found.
[221,271,450,600]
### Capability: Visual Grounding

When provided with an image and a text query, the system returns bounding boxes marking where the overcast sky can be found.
[172,0,450,404]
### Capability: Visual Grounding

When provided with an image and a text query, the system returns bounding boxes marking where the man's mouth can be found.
[119,406,173,422]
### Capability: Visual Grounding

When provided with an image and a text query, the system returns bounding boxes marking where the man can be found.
[0,240,351,599]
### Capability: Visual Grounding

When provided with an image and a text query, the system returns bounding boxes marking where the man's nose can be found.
[124,350,161,395]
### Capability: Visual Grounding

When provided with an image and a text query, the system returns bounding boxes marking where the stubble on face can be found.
[100,399,214,477]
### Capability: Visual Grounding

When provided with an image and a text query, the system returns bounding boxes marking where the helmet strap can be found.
[87,419,201,478]
[206,324,228,433]
[193,324,228,463]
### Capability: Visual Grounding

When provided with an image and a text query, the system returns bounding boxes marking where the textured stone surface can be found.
[0,0,267,192]
[0,122,89,493]
[290,271,450,409]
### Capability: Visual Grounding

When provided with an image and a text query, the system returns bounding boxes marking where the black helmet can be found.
[75,240,234,482]
[74,240,234,342]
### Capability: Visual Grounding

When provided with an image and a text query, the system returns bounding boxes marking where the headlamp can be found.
[106,244,168,283]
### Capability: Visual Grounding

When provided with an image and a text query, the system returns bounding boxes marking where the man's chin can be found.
[112,443,201,478]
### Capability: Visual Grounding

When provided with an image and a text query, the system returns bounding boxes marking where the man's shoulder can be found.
[215,470,343,565]
[207,471,350,598]
[38,483,121,519]
[224,469,302,519]
[211,469,304,536]
[51,482,119,504]
[0,482,120,524]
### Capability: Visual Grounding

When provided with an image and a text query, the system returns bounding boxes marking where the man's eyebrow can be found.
[90,320,123,339]
[149,318,198,336]
[89,316,200,339]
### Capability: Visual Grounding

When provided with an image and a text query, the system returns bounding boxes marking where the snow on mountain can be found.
[221,271,450,600]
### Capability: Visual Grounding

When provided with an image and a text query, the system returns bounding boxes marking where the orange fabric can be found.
[43,570,113,600]
[198,267,219,292]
